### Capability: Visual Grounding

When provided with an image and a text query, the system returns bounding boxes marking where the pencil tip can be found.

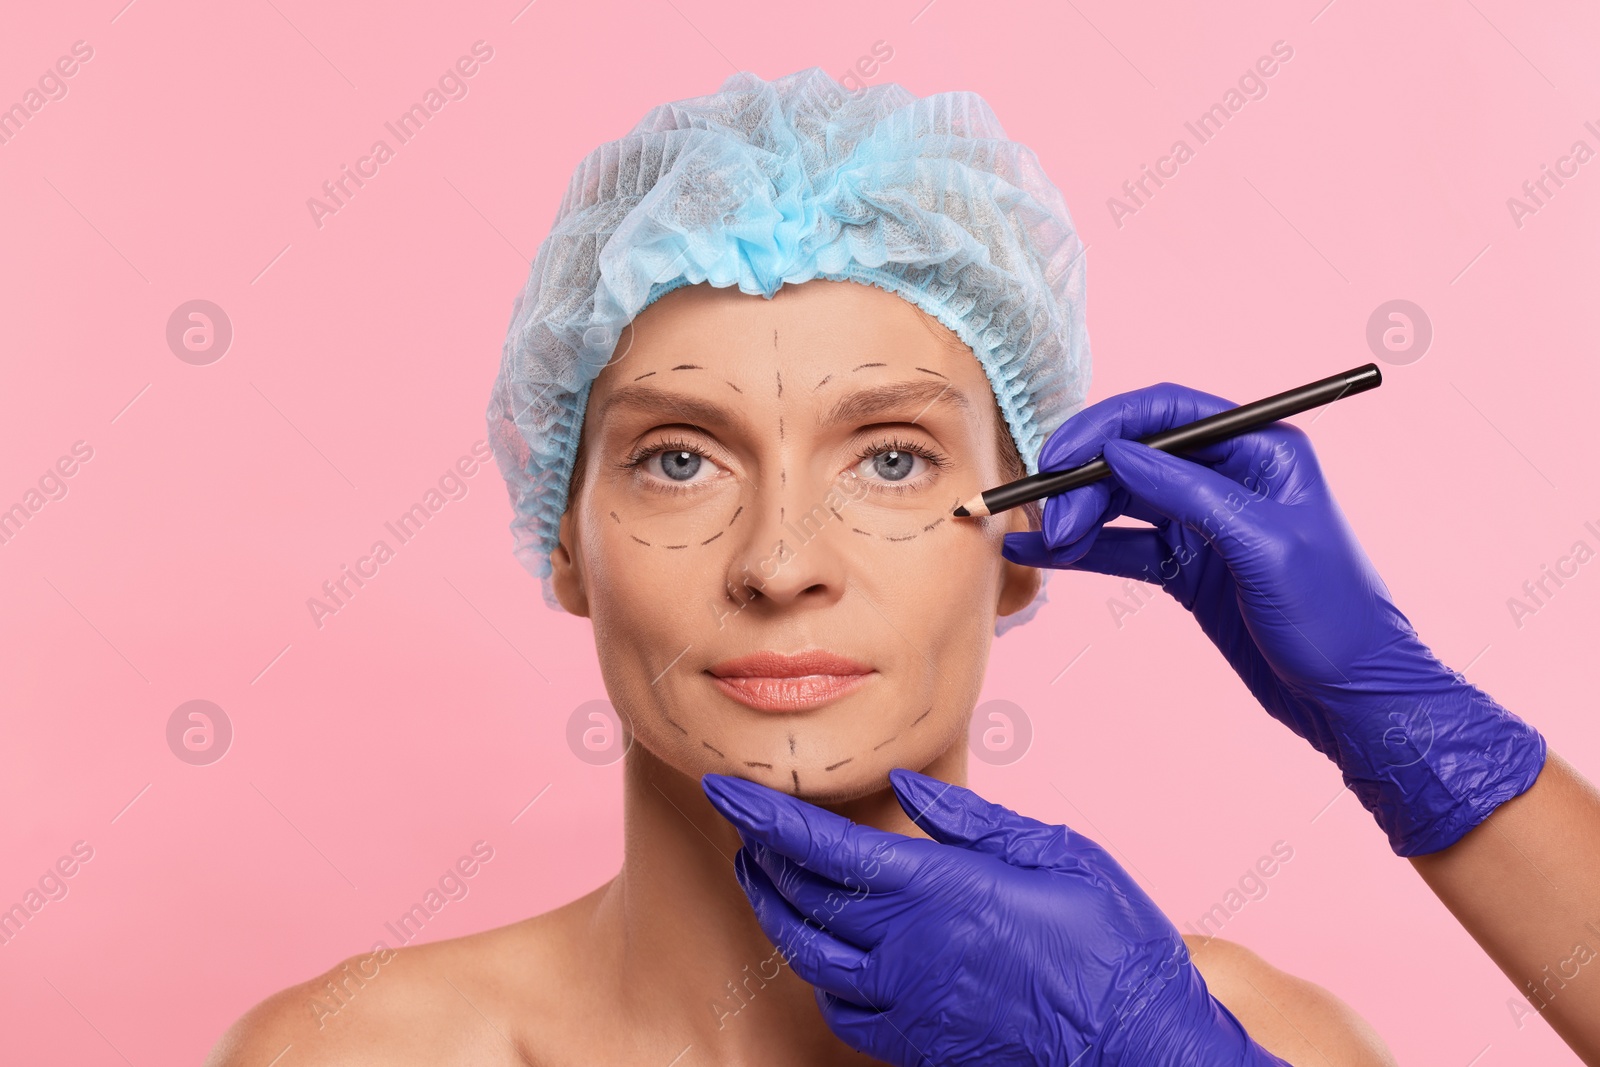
[952,505,969,517]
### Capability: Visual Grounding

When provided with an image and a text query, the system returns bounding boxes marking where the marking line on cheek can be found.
[910,706,932,728]
[726,380,742,394]
[744,761,773,769]
[789,734,796,755]
[702,741,725,758]
[632,371,657,381]
[792,769,800,792]
[872,734,898,750]
[824,757,853,772]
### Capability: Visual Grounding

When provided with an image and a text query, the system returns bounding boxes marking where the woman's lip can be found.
[709,672,876,712]
[707,650,874,678]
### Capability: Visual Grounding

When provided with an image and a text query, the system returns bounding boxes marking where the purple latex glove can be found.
[702,768,1290,1067]
[1002,383,1546,856]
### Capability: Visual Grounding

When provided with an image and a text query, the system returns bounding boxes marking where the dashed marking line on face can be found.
[776,367,782,397]
[611,511,621,523]
[743,760,773,769]
[729,506,744,527]
[699,530,725,545]
[909,706,933,728]
[884,533,917,542]
[726,380,743,394]
[814,374,833,391]
[914,366,948,379]
[702,740,725,758]
[872,734,898,751]
[671,364,703,371]
[629,534,652,546]
[632,370,657,381]
[851,528,872,536]
[853,362,888,372]
[788,733,796,755]
[921,517,946,532]
[824,757,853,772]
[663,714,690,735]
[791,769,800,791]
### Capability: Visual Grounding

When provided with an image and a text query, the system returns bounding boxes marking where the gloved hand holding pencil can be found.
[998,381,1547,856]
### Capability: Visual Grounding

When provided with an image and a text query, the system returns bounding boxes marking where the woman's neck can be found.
[592,744,964,1065]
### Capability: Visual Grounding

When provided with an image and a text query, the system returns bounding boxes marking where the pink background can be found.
[4,0,1598,1062]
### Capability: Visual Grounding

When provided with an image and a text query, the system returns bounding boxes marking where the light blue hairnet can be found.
[487,66,1091,636]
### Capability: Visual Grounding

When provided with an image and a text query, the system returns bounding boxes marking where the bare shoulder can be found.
[205,885,609,1067]
[1182,934,1397,1066]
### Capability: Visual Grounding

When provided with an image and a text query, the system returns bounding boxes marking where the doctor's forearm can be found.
[1408,749,1600,1063]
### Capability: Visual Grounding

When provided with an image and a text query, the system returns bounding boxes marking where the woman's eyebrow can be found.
[596,379,972,432]
[820,379,972,428]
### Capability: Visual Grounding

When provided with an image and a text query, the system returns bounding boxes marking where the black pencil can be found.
[953,363,1383,518]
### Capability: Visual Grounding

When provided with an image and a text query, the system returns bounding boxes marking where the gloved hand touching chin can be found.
[1001,383,1547,857]
[702,769,1291,1067]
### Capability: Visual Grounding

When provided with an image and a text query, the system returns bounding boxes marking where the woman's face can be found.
[551,279,1041,801]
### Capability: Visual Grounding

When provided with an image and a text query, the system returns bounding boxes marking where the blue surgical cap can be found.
[487,66,1091,635]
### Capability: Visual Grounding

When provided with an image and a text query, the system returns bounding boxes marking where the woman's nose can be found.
[719,473,857,615]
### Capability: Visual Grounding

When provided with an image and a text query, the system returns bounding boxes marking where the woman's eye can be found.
[641,447,721,486]
[853,441,945,489]
[857,448,926,483]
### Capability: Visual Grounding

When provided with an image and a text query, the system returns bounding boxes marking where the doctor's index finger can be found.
[1038,383,1241,473]
[702,773,918,891]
